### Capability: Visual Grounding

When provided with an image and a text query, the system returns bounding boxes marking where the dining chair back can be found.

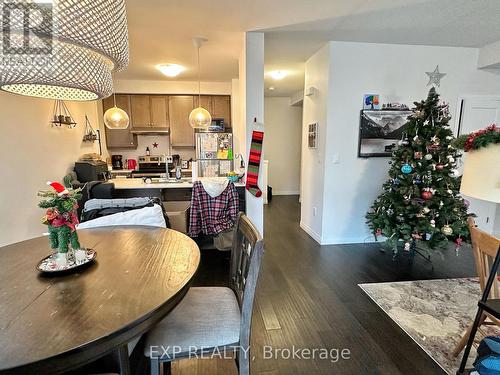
[230,212,264,374]
[453,217,500,357]
[469,217,500,298]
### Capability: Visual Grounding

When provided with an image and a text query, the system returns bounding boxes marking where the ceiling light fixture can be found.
[0,0,129,101]
[104,91,130,129]
[268,70,288,80]
[189,37,211,129]
[268,87,275,91]
[157,64,186,77]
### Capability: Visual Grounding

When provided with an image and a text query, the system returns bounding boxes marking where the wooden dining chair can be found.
[453,217,500,357]
[144,212,264,375]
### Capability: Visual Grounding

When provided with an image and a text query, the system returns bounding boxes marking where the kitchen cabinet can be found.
[212,95,231,127]
[130,95,169,131]
[169,95,195,147]
[193,95,231,127]
[102,95,137,149]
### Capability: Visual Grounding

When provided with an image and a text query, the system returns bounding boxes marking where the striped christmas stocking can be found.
[246,130,264,197]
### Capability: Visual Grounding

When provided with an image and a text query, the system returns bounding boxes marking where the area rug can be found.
[359,278,499,374]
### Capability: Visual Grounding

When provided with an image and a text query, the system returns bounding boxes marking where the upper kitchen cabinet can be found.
[169,95,195,147]
[212,95,231,127]
[130,95,169,133]
[102,95,138,149]
[194,95,231,127]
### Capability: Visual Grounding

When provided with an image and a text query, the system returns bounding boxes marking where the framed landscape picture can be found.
[358,110,412,157]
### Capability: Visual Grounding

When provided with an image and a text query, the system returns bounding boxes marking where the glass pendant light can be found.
[189,37,212,129]
[104,92,129,129]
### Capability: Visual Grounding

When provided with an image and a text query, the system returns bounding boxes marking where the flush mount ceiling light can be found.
[0,0,129,101]
[189,37,212,129]
[157,64,186,77]
[268,70,288,80]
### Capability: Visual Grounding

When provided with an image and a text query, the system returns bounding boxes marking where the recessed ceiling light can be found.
[268,87,275,91]
[157,64,186,77]
[268,70,287,80]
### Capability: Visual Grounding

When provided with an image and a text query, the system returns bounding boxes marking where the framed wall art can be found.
[358,110,412,157]
[308,123,318,149]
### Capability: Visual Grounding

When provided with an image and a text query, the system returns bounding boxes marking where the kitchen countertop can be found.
[110,178,245,190]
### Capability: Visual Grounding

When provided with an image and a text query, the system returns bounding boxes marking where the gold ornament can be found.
[441,225,453,236]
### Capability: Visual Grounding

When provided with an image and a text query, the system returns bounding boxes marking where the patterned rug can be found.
[359,278,499,374]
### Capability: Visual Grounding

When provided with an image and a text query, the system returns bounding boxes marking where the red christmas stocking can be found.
[246,130,264,197]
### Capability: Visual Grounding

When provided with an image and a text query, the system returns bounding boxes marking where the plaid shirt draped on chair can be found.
[188,181,239,237]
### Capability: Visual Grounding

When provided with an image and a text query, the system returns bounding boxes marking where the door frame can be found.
[455,95,500,136]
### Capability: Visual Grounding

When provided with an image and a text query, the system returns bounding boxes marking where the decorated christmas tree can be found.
[366,88,470,253]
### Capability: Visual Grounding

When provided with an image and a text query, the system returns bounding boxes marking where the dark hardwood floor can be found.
[165,195,475,375]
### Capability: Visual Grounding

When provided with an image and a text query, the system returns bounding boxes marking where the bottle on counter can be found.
[146,147,150,156]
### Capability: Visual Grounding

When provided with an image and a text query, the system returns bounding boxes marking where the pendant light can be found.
[104,91,129,129]
[189,37,212,129]
[0,0,129,101]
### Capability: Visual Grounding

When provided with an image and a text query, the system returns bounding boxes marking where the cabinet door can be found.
[212,95,231,126]
[103,95,137,149]
[150,96,169,129]
[169,96,195,147]
[130,95,151,128]
[194,95,213,113]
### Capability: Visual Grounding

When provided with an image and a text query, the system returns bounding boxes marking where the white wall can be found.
[302,41,500,244]
[238,32,265,234]
[264,97,302,195]
[0,93,100,246]
[300,44,331,242]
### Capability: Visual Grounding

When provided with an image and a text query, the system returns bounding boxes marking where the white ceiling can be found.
[120,0,500,96]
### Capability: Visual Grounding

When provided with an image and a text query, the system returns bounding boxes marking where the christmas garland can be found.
[454,124,500,152]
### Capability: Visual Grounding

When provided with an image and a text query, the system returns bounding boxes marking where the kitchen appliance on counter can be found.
[111,155,123,170]
[131,155,173,179]
[75,160,109,182]
[195,131,233,177]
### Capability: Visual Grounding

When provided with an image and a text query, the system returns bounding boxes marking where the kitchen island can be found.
[110,178,246,212]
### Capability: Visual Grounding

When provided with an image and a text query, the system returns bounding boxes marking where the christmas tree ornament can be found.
[430,163,437,171]
[422,190,433,200]
[425,233,432,241]
[447,189,453,195]
[441,225,453,236]
[414,151,423,159]
[375,228,382,236]
[449,169,459,178]
[439,201,444,208]
[424,154,433,160]
[424,120,430,126]
[423,207,430,214]
[404,242,411,251]
[401,164,413,174]
[387,208,394,216]
[430,219,436,227]
[436,164,445,170]
[446,136,453,141]
[425,65,447,87]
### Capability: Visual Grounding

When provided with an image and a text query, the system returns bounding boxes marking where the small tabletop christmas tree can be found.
[39,181,82,254]
[366,88,470,254]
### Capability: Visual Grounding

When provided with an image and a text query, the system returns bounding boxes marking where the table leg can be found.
[117,345,131,375]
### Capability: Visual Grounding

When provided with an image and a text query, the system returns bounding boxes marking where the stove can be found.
[131,155,173,178]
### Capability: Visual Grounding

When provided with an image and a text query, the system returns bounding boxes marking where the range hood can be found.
[130,128,170,135]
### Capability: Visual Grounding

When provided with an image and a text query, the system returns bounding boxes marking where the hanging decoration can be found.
[189,37,212,129]
[51,100,77,128]
[82,115,98,142]
[0,0,129,101]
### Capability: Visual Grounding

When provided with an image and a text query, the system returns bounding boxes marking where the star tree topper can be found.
[426,65,446,87]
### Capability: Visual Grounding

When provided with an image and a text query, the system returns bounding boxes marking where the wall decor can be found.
[51,100,77,128]
[358,110,412,157]
[363,94,380,110]
[308,123,318,149]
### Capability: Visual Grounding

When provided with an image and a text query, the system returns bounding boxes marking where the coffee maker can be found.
[111,155,123,170]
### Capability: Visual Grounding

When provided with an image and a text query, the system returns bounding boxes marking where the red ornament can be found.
[456,237,463,246]
[422,191,433,200]
[436,164,444,170]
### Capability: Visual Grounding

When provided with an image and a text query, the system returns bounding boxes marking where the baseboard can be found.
[320,236,377,245]
[299,221,321,244]
[273,190,300,196]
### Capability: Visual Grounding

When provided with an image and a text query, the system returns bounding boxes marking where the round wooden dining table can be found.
[0,226,200,375]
